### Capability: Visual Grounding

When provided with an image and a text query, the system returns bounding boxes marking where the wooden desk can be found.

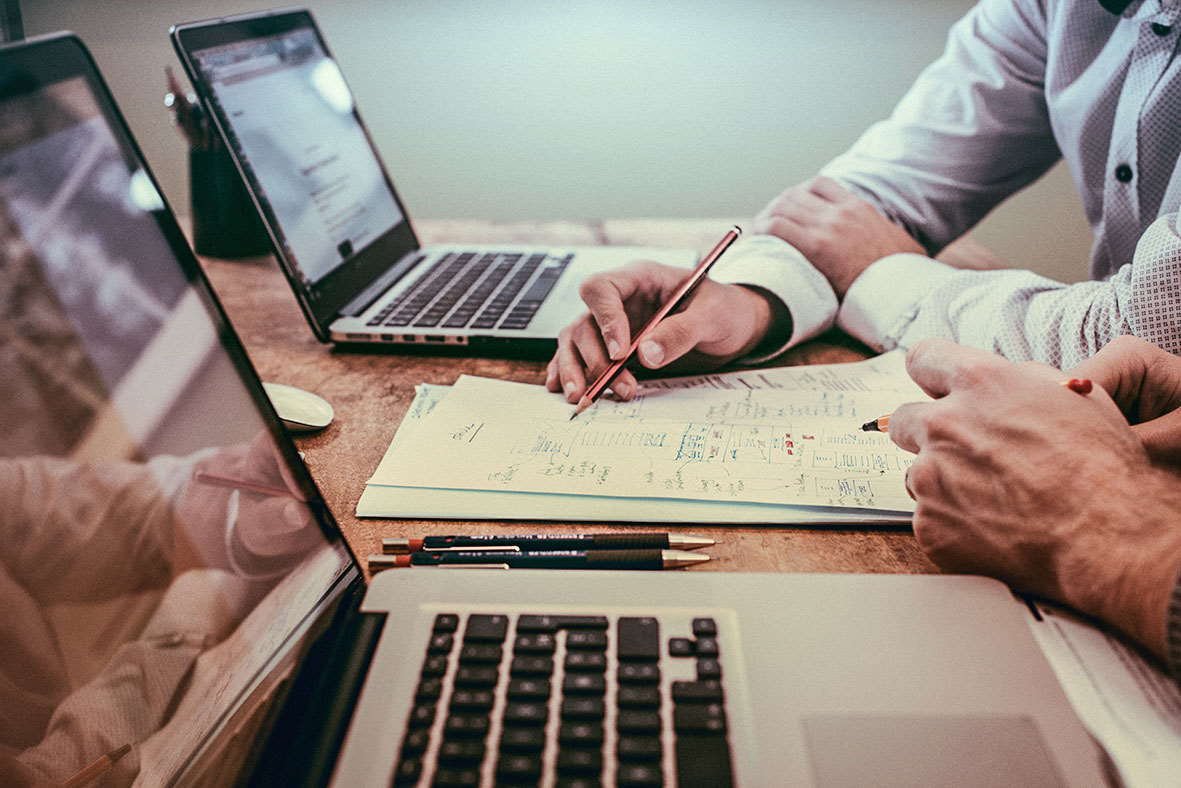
[198,219,935,575]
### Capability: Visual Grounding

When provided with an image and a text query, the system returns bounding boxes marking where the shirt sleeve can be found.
[838,212,1181,368]
[709,234,839,363]
[820,0,1060,254]
[1168,568,1181,686]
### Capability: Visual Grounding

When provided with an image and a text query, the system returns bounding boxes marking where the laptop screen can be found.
[0,37,353,786]
[188,23,404,289]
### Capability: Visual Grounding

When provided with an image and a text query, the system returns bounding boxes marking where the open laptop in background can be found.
[170,8,696,355]
[0,33,1107,787]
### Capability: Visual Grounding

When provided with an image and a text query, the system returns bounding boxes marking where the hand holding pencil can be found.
[547,227,787,406]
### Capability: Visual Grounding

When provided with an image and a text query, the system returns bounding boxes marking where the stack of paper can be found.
[359,352,926,524]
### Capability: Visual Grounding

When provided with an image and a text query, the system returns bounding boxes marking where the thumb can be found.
[637,313,703,369]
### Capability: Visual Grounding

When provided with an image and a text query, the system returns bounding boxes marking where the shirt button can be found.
[1115,164,1134,183]
[1151,22,1172,36]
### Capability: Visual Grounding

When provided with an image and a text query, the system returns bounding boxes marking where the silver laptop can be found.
[171,8,695,354]
[0,33,1104,787]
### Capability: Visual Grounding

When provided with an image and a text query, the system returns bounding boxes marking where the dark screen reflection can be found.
[0,76,348,786]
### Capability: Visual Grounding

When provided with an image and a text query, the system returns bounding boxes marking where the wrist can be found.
[735,285,791,358]
[1058,467,1181,661]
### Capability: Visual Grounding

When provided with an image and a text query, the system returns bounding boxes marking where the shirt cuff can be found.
[1168,567,1181,684]
[837,253,960,351]
[709,234,838,363]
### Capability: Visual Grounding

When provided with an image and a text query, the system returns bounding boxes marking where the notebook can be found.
[170,7,696,355]
[0,31,1109,787]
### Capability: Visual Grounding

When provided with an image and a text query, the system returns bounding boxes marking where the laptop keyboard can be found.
[366,252,573,332]
[392,612,734,786]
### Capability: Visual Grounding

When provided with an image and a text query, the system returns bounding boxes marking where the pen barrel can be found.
[422,534,670,550]
[408,550,664,569]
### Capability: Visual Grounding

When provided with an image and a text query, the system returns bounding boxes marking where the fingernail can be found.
[564,381,577,396]
[607,338,622,359]
[640,340,664,367]
[615,379,634,399]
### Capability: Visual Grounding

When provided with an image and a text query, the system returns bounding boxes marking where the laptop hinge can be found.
[338,252,426,318]
[246,579,386,787]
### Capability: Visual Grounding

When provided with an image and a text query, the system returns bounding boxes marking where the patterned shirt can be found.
[712,0,1181,370]
[708,0,1181,682]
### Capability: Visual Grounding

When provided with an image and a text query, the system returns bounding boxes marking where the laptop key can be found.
[517,615,608,632]
[503,701,549,726]
[510,655,554,676]
[434,614,460,632]
[618,664,660,685]
[561,697,605,720]
[668,638,694,657]
[617,735,662,761]
[437,739,485,765]
[617,617,660,661]
[496,753,542,782]
[408,704,436,727]
[432,767,480,787]
[564,651,607,672]
[674,733,733,787]
[673,703,726,733]
[563,673,606,695]
[422,655,449,677]
[455,666,499,687]
[513,633,556,653]
[464,614,508,642]
[559,721,604,746]
[401,728,430,755]
[556,779,602,788]
[444,714,490,739]
[428,633,454,653]
[617,710,661,734]
[617,763,663,786]
[696,659,722,680]
[449,689,494,712]
[499,726,546,753]
[392,758,422,784]
[566,630,608,650]
[557,747,603,774]
[416,678,443,701]
[458,643,502,664]
[617,686,660,708]
[691,617,717,637]
[671,680,723,703]
[507,678,551,700]
[695,637,719,657]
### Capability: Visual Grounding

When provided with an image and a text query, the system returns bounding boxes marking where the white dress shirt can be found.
[711,0,1181,368]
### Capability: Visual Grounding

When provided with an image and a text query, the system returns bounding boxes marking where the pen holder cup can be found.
[189,146,271,259]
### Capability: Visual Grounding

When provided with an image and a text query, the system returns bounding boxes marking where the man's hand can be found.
[754,176,924,296]
[546,261,785,403]
[888,338,1181,661]
[1070,335,1181,467]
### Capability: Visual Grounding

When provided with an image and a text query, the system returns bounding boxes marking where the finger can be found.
[571,318,614,385]
[808,175,853,203]
[579,265,656,360]
[778,186,832,217]
[1132,408,1181,465]
[610,368,639,401]
[1069,336,1181,421]
[903,338,1005,399]
[554,327,589,402]
[544,359,559,391]
[753,214,811,248]
[636,312,706,369]
[885,400,937,454]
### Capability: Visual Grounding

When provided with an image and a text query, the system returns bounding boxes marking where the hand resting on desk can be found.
[888,337,1181,665]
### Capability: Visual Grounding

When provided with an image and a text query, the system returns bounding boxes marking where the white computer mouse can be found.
[262,382,334,433]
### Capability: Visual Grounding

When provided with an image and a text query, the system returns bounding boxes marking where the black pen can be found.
[382,533,714,554]
[368,549,709,571]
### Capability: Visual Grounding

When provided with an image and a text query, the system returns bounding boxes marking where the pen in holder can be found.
[189,143,271,259]
[167,65,270,259]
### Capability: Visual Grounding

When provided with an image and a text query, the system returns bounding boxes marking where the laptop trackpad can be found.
[803,715,1065,787]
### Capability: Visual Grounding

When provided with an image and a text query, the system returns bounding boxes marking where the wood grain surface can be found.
[198,219,936,576]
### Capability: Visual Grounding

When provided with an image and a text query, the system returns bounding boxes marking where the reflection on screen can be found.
[0,76,350,786]
[193,27,404,288]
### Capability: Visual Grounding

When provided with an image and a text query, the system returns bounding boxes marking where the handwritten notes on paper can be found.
[369,353,924,513]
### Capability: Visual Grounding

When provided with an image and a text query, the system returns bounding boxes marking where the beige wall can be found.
[27,0,1093,283]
